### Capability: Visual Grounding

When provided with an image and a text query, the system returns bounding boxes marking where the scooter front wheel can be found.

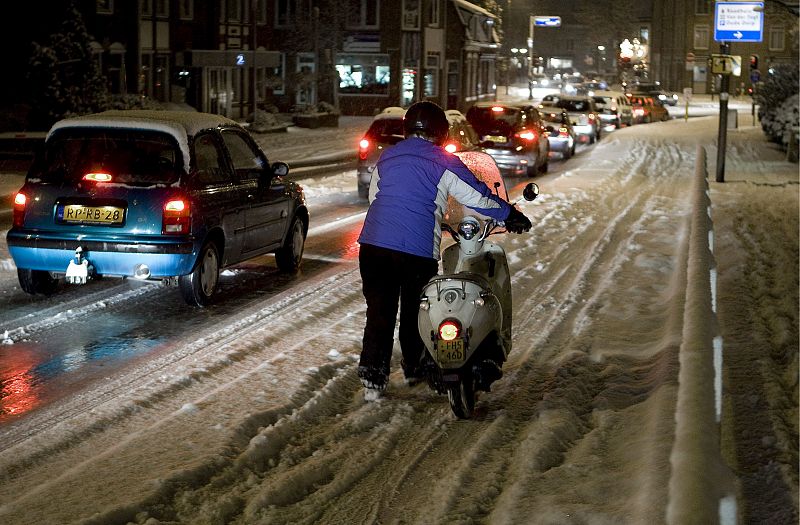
[447,376,476,419]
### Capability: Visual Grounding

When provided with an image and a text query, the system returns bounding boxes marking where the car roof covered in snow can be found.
[47,110,241,171]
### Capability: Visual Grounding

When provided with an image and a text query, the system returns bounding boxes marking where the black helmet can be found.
[404,101,449,145]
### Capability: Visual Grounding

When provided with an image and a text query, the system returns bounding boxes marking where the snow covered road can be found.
[0,116,796,524]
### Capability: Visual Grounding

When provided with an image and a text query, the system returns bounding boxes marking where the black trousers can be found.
[359,243,439,379]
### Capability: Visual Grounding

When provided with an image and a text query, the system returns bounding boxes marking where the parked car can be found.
[466,102,550,176]
[553,95,602,144]
[631,82,679,106]
[540,109,576,159]
[6,110,309,307]
[356,107,483,198]
[591,91,634,128]
[627,95,671,123]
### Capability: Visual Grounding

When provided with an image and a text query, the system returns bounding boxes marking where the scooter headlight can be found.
[438,319,461,341]
[457,217,481,240]
[419,298,430,311]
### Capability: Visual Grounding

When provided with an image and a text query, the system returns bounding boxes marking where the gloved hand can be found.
[504,206,532,234]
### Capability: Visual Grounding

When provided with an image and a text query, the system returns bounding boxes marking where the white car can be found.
[591,91,634,128]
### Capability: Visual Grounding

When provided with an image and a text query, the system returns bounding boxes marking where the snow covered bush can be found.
[756,63,799,148]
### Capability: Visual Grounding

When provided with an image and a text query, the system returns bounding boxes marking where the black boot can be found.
[473,359,503,392]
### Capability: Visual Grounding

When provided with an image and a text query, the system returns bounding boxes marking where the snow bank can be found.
[667,145,737,524]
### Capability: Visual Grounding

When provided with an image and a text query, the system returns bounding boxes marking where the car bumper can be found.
[546,137,573,152]
[7,232,197,278]
[483,148,538,175]
[572,124,595,137]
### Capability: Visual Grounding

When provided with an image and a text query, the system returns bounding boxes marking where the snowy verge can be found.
[667,144,737,524]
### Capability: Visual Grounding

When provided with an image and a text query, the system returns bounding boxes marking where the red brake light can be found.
[83,172,113,183]
[162,198,191,234]
[358,138,370,160]
[491,106,505,112]
[438,319,461,341]
[12,192,26,228]
[444,142,458,153]
[515,130,536,142]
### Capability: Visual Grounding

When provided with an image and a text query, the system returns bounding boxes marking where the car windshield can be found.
[365,118,405,144]
[31,128,182,186]
[466,106,520,135]
[593,96,612,107]
[558,99,593,112]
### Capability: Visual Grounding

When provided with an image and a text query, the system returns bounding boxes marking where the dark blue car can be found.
[7,110,308,306]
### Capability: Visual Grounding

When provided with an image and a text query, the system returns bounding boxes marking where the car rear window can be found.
[466,106,520,135]
[365,118,405,144]
[558,99,593,112]
[31,128,183,186]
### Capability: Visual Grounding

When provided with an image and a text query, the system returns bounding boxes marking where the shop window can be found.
[337,54,390,94]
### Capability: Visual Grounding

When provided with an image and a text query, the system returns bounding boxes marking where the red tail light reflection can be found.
[358,138,370,160]
[444,142,458,153]
[515,130,537,142]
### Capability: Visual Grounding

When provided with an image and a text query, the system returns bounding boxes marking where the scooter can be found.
[417,151,538,418]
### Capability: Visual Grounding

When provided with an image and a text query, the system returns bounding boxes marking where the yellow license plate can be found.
[435,339,466,367]
[61,205,124,224]
[484,135,507,143]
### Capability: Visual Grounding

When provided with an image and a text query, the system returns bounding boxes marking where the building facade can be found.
[75,0,500,118]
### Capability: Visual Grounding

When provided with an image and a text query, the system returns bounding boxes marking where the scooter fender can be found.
[418,276,502,368]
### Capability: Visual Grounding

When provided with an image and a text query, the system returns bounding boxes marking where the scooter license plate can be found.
[435,339,465,367]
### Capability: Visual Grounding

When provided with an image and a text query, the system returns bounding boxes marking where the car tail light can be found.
[633,108,645,117]
[444,142,458,153]
[162,197,191,234]
[491,106,505,112]
[12,192,26,228]
[515,130,537,142]
[438,319,461,341]
[83,172,113,183]
[358,138,370,160]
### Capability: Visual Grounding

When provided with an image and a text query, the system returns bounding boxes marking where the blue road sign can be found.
[715,2,764,42]
[533,16,561,27]
[750,69,761,83]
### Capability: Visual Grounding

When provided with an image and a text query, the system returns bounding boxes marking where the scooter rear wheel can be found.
[447,376,476,419]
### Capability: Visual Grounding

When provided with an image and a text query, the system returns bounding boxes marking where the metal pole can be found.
[715,42,730,183]
[528,18,534,100]
[252,1,258,118]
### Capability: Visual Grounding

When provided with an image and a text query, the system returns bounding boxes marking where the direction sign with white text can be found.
[714,2,764,42]
[533,16,561,27]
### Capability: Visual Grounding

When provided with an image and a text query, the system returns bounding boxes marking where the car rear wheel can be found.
[17,269,59,296]
[539,158,549,174]
[179,241,220,307]
[275,216,305,272]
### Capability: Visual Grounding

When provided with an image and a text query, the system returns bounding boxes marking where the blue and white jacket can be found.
[358,137,512,260]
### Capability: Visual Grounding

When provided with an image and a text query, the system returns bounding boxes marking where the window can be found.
[769,27,785,51]
[694,25,709,50]
[227,0,241,21]
[402,0,420,30]
[424,54,439,97]
[256,0,267,23]
[97,0,113,14]
[275,0,297,27]
[258,54,286,97]
[156,0,168,16]
[178,0,193,20]
[336,54,390,95]
[695,0,710,15]
[428,0,440,27]
[221,131,265,182]
[194,133,229,186]
[348,0,379,29]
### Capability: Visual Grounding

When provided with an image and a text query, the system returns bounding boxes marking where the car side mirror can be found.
[271,161,289,177]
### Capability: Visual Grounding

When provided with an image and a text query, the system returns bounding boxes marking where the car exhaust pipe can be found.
[133,264,151,280]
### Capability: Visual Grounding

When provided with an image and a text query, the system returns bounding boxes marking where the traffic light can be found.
[750,54,759,70]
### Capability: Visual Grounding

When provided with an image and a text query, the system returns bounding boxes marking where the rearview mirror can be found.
[523,182,539,201]
[271,161,289,177]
